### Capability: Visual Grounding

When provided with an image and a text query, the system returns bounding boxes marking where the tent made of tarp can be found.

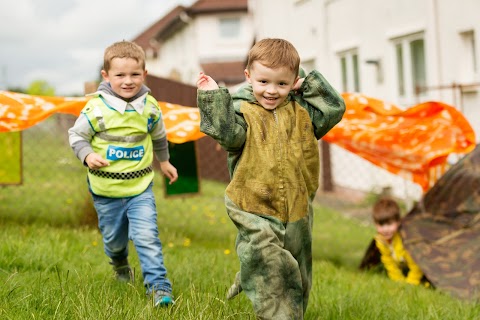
[360,144,480,301]
[401,144,480,300]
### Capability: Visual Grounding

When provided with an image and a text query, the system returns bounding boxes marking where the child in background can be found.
[68,40,177,307]
[373,197,424,285]
[197,38,345,319]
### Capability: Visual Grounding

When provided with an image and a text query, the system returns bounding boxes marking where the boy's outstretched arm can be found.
[68,111,106,168]
[196,73,247,152]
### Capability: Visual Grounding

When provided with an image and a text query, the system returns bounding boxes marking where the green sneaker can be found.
[110,258,133,282]
[153,290,175,307]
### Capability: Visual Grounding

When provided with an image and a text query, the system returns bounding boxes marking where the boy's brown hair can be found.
[103,41,146,72]
[246,38,300,75]
[372,197,401,225]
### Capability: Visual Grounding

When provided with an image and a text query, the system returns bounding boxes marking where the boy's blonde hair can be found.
[246,38,300,75]
[372,197,401,225]
[103,41,146,72]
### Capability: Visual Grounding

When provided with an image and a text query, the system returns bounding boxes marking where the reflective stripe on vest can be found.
[89,165,153,180]
[93,106,106,131]
[96,132,148,143]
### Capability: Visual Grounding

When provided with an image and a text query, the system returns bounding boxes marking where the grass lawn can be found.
[0,119,479,319]
[1,179,479,319]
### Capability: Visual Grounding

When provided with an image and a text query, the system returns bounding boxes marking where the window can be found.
[392,33,426,101]
[459,30,477,82]
[219,17,240,39]
[410,39,426,94]
[396,44,405,96]
[339,50,360,93]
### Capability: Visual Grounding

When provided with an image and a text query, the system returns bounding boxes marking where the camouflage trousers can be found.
[225,194,313,320]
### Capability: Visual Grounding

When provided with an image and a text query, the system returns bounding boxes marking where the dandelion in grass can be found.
[92,241,98,246]
[224,249,231,255]
[183,238,191,247]
[205,212,215,219]
[168,242,174,248]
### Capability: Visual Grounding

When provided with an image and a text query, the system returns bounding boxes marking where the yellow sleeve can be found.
[404,250,423,285]
[374,236,406,282]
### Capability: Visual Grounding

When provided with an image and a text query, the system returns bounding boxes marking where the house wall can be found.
[147,10,254,86]
[248,0,479,116]
[195,13,254,62]
[434,0,480,135]
[146,24,199,85]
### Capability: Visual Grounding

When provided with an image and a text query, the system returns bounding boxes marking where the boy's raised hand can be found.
[293,77,305,92]
[197,72,219,90]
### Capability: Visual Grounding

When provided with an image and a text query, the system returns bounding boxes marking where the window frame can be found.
[459,29,478,83]
[391,32,427,104]
[338,49,360,93]
[218,17,241,39]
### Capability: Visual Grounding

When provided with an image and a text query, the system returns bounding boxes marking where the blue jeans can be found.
[90,182,172,294]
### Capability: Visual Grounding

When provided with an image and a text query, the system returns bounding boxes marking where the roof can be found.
[188,0,248,14]
[133,0,248,46]
[200,61,246,86]
[131,5,186,51]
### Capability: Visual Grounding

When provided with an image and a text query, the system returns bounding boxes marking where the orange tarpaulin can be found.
[0,90,476,190]
[323,93,476,190]
[0,91,204,144]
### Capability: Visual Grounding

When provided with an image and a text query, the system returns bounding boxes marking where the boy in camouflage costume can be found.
[197,38,345,319]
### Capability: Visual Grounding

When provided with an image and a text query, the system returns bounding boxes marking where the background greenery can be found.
[0,132,22,184]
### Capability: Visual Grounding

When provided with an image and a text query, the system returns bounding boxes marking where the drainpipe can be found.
[432,0,443,100]
[321,0,335,192]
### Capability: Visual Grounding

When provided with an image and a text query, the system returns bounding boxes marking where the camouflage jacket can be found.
[197,70,345,222]
[197,70,345,177]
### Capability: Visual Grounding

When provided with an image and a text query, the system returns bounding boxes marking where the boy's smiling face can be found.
[244,61,298,110]
[101,57,147,100]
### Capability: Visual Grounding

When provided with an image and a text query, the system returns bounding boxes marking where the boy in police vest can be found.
[68,40,177,307]
[197,38,345,319]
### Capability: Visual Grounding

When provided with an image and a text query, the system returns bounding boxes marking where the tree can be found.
[26,80,55,96]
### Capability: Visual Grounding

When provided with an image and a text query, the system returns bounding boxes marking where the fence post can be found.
[321,140,334,192]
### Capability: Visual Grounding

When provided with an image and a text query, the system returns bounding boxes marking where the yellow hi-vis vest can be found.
[82,95,161,198]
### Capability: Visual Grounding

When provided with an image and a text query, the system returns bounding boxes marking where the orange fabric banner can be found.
[323,93,476,190]
[0,91,476,190]
[0,91,204,144]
